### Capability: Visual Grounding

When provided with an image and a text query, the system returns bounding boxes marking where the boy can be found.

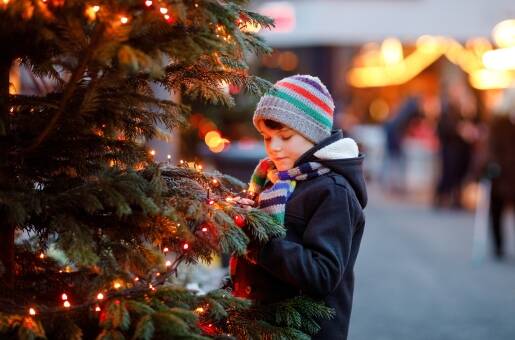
[231,75,367,339]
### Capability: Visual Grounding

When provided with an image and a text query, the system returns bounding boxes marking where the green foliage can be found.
[132,315,154,340]
[0,0,332,339]
[100,300,131,332]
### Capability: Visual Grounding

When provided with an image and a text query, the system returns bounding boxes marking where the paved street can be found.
[349,186,515,340]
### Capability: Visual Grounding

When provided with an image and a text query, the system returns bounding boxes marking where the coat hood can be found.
[295,130,368,208]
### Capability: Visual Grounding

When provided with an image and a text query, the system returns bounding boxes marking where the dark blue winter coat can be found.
[231,130,367,339]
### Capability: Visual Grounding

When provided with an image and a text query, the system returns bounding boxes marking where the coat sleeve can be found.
[257,182,354,296]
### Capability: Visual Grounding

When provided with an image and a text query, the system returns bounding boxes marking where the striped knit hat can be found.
[253,75,334,143]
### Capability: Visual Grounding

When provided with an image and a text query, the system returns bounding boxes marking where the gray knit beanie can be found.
[253,75,334,143]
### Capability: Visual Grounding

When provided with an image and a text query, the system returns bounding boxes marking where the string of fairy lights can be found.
[19,156,250,319]
[2,0,256,324]
[1,0,250,41]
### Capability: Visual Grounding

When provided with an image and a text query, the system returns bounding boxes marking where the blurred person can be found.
[434,83,479,208]
[381,96,422,193]
[487,86,515,259]
[230,75,367,340]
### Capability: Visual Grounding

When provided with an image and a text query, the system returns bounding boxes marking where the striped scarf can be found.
[248,159,330,224]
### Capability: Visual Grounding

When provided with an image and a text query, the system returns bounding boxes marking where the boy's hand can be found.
[233,196,255,210]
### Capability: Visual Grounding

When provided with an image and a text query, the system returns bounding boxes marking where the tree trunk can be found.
[0,55,14,289]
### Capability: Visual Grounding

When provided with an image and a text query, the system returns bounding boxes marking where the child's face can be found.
[256,119,314,171]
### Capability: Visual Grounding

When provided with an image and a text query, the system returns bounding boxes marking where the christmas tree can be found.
[0,1,333,338]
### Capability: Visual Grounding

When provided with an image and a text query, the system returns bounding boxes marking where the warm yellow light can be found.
[241,21,261,33]
[96,293,104,300]
[466,37,493,58]
[205,130,222,148]
[348,36,448,87]
[165,260,172,267]
[149,149,156,156]
[369,99,390,122]
[160,7,168,14]
[120,16,129,24]
[29,308,36,316]
[195,307,205,314]
[85,6,99,20]
[469,69,514,90]
[381,38,403,65]
[492,19,515,48]
[145,0,153,7]
[95,306,101,312]
[63,301,71,308]
[163,247,169,252]
[39,253,45,259]
[113,281,122,289]
[278,51,298,71]
[483,47,515,70]
[61,293,68,301]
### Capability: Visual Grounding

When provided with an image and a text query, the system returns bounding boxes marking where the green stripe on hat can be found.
[270,89,333,129]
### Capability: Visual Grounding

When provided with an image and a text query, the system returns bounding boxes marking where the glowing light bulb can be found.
[97,293,104,300]
[160,7,168,14]
[165,260,172,267]
[167,154,171,159]
[149,149,156,156]
[163,247,169,252]
[113,282,122,289]
[63,301,71,308]
[201,227,208,232]
[95,306,101,312]
[225,197,233,202]
[92,5,100,12]
[39,253,45,259]
[195,307,205,313]
[208,200,215,205]
[61,293,68,301]
[212,179,218,184]
[183,243,189,250]
[29,308,36,316]
[145,0,152,6]
[134,277,139,282]
[120,16,129,24]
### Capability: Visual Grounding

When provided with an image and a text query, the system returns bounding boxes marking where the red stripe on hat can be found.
[277,81,333,116]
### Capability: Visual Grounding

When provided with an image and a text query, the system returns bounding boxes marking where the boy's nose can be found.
[269,137,282,151]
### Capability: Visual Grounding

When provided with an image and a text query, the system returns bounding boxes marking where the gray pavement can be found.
[349,186,515,340]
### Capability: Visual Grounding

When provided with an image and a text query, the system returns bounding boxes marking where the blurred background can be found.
[11,0,515,339]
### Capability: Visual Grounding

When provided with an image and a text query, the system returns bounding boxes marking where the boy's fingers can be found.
[233,197,255,205]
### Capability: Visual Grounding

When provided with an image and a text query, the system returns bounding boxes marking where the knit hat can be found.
[253,75,334,143]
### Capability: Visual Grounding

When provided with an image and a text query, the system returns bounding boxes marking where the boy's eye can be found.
[281,135,292,140]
